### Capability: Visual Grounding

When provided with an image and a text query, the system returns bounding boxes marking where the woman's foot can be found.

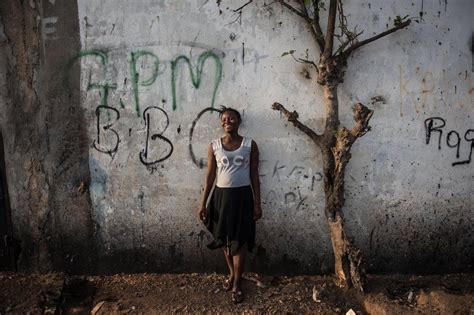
[231,290,244,304]
[223,276,234,291]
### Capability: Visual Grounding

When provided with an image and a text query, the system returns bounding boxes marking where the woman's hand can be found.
[198,206,207,223]
[253,204,262,221]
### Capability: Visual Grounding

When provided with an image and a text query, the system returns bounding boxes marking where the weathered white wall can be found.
[2,0,472,273]
[72,0,473,273]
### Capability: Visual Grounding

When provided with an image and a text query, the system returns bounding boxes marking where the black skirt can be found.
[205,185,255,256]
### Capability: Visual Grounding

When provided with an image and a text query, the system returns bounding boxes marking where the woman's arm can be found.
[198,144,217,222]
[250,140,262,220]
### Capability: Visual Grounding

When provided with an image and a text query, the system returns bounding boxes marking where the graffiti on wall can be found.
[171,52,222,111]
[93,105,120,155]
[130,51,160,117]
[260,159,323,210]
[66,48,222,169]
[140,106,174,166]
[188,107,223,168]
[424,117,473,166]
[399,65,472,117]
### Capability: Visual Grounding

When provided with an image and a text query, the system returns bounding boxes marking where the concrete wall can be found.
[1,0,472,274]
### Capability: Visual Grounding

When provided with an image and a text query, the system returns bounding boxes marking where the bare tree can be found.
[260,0,411,291]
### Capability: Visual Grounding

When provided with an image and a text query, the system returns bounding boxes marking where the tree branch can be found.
[323,0,338,59]
[271,102,322,145]
[233,0,253,12]
[340,20,411,58]
[330,103,373,222]
[332,103,373,166]
[296,58,319,72]
[278,0,308,20]
[287,51,318,73]
[310,0,326,42]
[350,103,374,138]
[298,0,325,53]
[278,1,324,57]
[333,0,364,56]
[334,29,363,57]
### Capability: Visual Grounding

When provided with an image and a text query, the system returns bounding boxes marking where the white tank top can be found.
[212,137,252,188]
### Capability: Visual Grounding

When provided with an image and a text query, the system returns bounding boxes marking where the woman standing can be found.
[198,107,262,304]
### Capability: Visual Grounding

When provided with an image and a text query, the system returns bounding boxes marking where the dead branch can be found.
[271,102,322,145]
[340,20,411,58]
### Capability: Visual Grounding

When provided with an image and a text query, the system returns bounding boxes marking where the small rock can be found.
[91,301,106,315]
[346,308,356,315]
[312,286,321,303]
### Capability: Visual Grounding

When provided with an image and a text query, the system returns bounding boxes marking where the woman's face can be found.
[221,111,241,133]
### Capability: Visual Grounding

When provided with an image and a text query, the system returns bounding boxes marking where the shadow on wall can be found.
[0,0,96,273]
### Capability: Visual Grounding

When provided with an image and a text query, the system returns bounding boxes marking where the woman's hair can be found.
[219,106,241,120]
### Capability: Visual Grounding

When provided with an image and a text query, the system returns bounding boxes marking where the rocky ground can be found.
[0,271,473,314]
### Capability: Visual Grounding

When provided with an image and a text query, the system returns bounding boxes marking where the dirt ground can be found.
[0,271,473,314]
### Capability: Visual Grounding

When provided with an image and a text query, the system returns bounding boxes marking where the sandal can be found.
[231,291,244,304]
[223,278,233,292]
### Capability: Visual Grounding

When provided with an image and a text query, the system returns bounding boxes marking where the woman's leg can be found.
[232,246,247,292]
[223,249,234,290]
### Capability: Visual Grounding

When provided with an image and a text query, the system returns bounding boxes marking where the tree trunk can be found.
[326,209,365,291]
[320,84,366,291]
[271,84,368,291]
